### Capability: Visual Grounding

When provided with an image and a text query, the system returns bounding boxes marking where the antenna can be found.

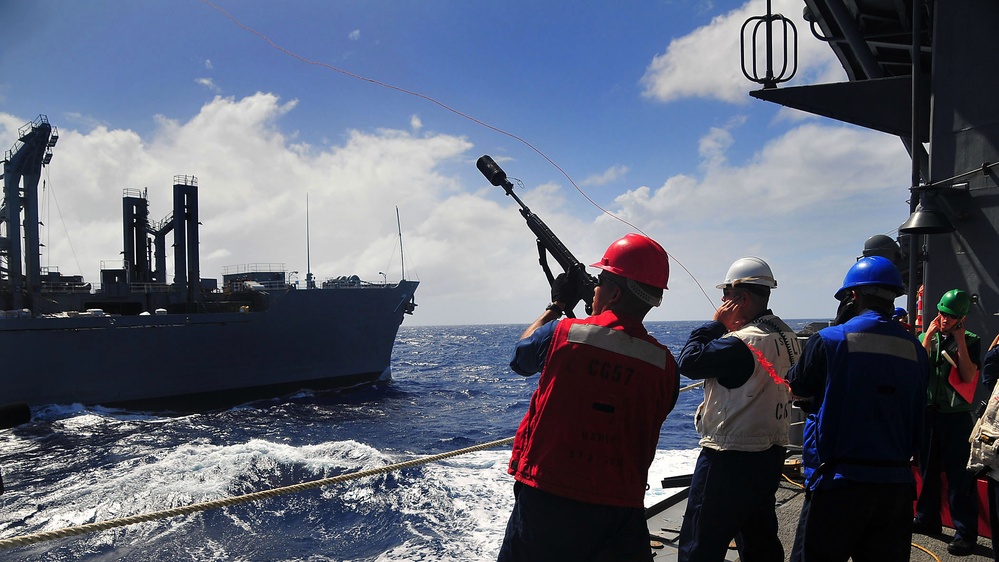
[396,206,406,281]
[306,193,315,289]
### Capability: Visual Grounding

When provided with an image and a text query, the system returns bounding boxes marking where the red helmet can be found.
[590,234,669,289]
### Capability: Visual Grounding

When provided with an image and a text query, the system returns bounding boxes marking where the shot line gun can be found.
[476,155,595,318]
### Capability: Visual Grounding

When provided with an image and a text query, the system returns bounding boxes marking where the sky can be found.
[0,0,915,326]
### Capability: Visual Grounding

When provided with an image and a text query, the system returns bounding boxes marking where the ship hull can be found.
[0,280,418,410]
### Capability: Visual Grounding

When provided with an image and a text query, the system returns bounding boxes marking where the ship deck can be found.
[646,475,995,561]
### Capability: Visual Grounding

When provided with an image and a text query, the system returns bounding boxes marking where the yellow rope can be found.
[780,472,804,489]
[679,380,704,392]
[0,436,515,550]
[910,541,943,562]
[0,375,708,550]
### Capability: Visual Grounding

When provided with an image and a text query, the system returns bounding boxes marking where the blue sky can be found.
[0,0,913,325]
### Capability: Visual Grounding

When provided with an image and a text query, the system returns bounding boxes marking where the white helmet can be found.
[716,256,777,289]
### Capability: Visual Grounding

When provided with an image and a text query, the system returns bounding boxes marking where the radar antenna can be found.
[741,0,797,88]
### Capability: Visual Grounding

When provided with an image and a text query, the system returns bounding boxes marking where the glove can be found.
[580,273,596,315]
[832,294,858,326]
[551,267,583,312]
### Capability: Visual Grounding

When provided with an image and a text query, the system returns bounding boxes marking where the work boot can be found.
[947,536,976,556]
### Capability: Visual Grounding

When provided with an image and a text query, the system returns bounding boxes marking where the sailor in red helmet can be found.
[497,233,680,562]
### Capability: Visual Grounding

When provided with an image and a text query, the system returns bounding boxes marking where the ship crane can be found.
[0,115,57,312]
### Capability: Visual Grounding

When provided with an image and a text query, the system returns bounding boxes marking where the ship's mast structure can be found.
[120,175,202,306]
[1,115,57,311]
[306,193,315,289]
[1,117,206,315]
[396,206,406,281]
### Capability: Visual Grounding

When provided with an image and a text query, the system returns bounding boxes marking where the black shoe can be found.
[948,536,976,556]
[911,519,941,535]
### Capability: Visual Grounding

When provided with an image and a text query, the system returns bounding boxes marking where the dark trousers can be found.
[790,482,914,562]
[989,477,999,561]
[497,481,652,562]
[916,409,979,540]
[678,445,786,562]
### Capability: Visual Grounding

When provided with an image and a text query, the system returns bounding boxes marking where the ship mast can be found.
[396,206,406,281]
[306,193,315,289]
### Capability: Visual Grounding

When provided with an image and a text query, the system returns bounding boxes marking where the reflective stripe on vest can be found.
[567,323,669,369]
[846,332,919,362]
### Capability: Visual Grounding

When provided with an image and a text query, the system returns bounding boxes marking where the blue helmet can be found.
[835,256,905,300]
[893,307,907,320]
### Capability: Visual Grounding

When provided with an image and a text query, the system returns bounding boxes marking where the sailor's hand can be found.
[925,315,942,337]
[713,299,745,332]
[551,269,582,312]
[792,396,816,413]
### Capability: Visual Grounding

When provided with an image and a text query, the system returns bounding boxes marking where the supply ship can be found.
[647,1,999,559]
[0,115,418,410]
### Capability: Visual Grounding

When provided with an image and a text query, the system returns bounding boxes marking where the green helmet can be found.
[937,289,971,317]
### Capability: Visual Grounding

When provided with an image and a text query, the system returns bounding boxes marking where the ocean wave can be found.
[0,321,765,560]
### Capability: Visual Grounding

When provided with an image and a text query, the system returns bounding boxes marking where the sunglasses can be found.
[940,312,962,320]
[597,274,620,290]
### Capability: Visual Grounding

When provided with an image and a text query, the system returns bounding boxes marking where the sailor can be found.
[968,332,999,562]
[787,256,927,561]
[892,306,912,331]
[497,233,679,562]
[675,256,800,562]
[860,233,902,266]
[914,288,982,556]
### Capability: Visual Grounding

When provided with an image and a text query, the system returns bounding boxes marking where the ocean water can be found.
[0,320,821,561]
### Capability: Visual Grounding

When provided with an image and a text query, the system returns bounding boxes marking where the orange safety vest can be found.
[508,310,679,507]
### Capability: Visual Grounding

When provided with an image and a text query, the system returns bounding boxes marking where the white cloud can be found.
[4,95,472,321]
[697,126,734,167]
[2,89,911,325]
[640,0,843,104]
[581,165,629,187]
[349,29,361,41]
[63,112,110,131]
[613,123,908,226]
[196,77,222,94]
[604,121,911,322]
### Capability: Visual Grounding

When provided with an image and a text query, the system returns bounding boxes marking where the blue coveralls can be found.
[787,309,927,562]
